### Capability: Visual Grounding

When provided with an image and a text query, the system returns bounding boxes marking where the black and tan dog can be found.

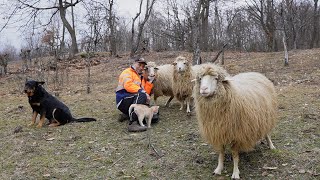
[24,80,96,128]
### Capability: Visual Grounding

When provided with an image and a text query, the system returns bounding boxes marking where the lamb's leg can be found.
[266,134,276,149]
[147,115,152,128]
[186,98,191,113]
[179,101,184,111]
[164,96,174,107]
[213,147,225,175]
[137,114,145,127]
[231,149,240,179]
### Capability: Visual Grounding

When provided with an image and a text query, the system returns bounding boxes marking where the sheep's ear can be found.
[172,62,177,65]
[222,77,232,84]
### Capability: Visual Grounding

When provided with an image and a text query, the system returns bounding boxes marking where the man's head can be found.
[132,57,147,74]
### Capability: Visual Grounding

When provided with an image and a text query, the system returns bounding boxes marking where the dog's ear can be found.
[37,81,45,86]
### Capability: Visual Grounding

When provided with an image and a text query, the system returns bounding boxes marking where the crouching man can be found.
[115,57,159,132]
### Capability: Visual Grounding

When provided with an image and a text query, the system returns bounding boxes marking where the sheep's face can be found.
[144,65,158,82]
[173,56,189,72]
[198,74,218,97]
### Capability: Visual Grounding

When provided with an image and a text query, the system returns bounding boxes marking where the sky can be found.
[0,0,242,51]
[0,0,143,51]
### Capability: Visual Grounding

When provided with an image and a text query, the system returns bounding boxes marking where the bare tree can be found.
[130,0,156,57]
[1,0,82,57]
[83,1,105,52]
[0,53,9,76]
[200,0,211,51]
[310,0,319,48]
[58,0,79,56]
[192,1,202,65]
[108,0,117,56]
[282,0,297,50]
[247,0,277,51]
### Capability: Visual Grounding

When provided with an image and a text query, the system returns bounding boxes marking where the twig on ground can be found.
[109,156,124,168]
[147,129,163,158]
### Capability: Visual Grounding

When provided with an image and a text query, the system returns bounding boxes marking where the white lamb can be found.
[193,63,278,179]
[145,62,174,107]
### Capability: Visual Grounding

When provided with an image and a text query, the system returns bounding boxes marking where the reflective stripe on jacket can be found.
[116,67,141,93]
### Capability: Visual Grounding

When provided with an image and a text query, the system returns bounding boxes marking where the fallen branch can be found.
[211,43,228,63]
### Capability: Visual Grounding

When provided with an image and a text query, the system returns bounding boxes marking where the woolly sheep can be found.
[193,63,277,179]
[172,56,194,113]
[145,62,174,107]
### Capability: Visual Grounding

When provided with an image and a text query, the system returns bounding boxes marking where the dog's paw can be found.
[36,124,43,128]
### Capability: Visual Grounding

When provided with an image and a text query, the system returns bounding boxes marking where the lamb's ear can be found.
[37,81,45,86]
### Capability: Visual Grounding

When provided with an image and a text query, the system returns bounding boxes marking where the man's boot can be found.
[118,113,129,122]
[151,111,160,123]
[128,121,147,132]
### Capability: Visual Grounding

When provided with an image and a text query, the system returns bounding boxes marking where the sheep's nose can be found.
[201,86,208,91]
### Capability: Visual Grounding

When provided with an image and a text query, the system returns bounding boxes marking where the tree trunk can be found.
[130,0,155,57]
[310,0,319,48]
[192,1,201,65]
[86,55,91,94]
[59,0,78,57]
[200,0,210,51]
[283,32,289,66]
[109,0,117,56]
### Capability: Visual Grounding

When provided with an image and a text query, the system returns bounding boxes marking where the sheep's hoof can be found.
[213,169,222,175]
[231,173,240,179]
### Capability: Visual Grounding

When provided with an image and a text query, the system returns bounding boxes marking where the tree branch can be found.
[211,43,228,63]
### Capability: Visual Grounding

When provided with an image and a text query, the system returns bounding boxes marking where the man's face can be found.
[136,63,145,74]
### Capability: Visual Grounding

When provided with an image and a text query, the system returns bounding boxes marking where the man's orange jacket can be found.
[115,67,153,104]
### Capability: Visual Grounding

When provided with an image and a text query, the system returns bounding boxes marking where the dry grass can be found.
[0,49,319,179]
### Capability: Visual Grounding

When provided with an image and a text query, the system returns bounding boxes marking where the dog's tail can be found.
[128,104,135,122]
[71,118,97,123]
